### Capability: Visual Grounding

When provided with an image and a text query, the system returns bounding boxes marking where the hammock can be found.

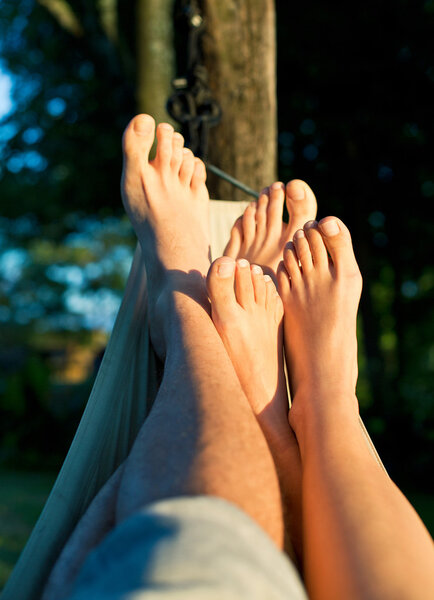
[2,200,385,600]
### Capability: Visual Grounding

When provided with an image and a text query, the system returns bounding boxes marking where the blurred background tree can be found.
[0,0,433,586]
[275,0,434,489]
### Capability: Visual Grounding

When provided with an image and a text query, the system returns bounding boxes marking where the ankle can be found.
[149,272,210,360]
[289,387,359,446]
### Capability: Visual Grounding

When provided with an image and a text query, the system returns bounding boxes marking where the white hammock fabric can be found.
[2,200,385,600]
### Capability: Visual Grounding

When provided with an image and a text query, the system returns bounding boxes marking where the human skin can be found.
[277,217,434,599]
[43,115,290,598]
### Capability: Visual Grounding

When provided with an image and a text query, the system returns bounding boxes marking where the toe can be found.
[267,181,286,236]
[121,115,155,214]
[154,123,174,168]
[207,257,237,322]
[235,259,255,309]
[285,179,318,240]
[318,217,361,277]
[122,114,155,167]
[274,291,284,324]
[242,204,257,248]
[251,264,266,305]
[256,191,269,240]
[171,132,184,172]
[277,259,291,300]
[303,220,328,269]
[264,274,278,309]
[283,241,302,283]
[224,217,243,258]
[191,158,207,190]
[179,148,195,185]
[293,229,313,273]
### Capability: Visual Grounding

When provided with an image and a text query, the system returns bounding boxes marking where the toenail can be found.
[134,117,153,135]
[272,181,284,191]
[182,148,192,155]
[284,241,295,251]
[237,258,249,268]
[264,275,272,282]
[217,261,235,277]
[304,220,318,230]
[251,264,262,274]
[288,184,305,200]
[320,219,340,237]
[294,229,305,239]
[159,123,173,131]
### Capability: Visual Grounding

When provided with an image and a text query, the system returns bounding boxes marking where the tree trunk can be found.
[136,0,176,129]
[201,0,277,200]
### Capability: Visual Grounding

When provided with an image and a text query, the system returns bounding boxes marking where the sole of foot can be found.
[223,179,317,275]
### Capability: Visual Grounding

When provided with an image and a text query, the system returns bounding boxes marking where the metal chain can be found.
[167,0,221,159]
[166,0,259,199]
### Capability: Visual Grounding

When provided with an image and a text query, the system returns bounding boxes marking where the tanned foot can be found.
[223,179,317,276]
[121,114,211,358]
[207,256,286,429]
[207,256,303,564]
[277,217,362,431]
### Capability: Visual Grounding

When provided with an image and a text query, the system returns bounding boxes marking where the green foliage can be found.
[0,0,135,220]
[0,0,432,491]
[276,0,434,488]
[0,469,56,590]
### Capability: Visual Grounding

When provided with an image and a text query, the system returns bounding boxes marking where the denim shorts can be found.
[68,495,308,599]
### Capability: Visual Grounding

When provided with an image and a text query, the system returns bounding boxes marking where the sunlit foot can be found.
[224,179,317,275]
[207,255,303,563]
[277,217,362,427]
[207,256,292,445]
[121,114,211,357]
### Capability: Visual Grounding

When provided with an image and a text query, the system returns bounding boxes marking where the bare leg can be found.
[117,113,284,544]
[218,179,318,561]
[207,256,303,563]
[45,114,286,597]
[278,218,434,600]
[214,179,317,563]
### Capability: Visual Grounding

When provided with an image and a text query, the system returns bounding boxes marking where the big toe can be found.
[122,114,155,166]
[224,216,243,258]
[207,257,237,323]
[285,179,317,239]
[267,182,286,235]
[318,217,360,277]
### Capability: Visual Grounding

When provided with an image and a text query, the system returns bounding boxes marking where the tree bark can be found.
[201,0,277,200]
[136,0,176,128]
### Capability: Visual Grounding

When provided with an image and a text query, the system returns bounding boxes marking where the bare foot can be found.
[207,257,287,431]
[223,179,317,275]
[121,114,211,357]
[207,256,303,563]
[277,217,362,430]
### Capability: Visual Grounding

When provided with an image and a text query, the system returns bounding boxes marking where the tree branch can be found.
[97,0,118,44]
[37,0,84,37]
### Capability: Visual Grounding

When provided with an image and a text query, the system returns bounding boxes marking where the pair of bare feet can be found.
[121,114,362,452]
